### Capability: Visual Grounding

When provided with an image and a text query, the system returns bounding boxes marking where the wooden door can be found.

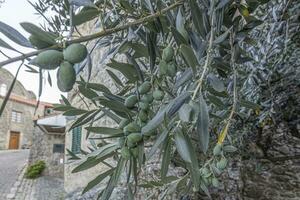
[9,131,20,149]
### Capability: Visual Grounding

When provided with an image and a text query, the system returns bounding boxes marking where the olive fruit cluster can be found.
[29,43,88,92]
[120,81,166,159]
[119,120,142,160]
[159,46,177,77]
[198,143,230,188]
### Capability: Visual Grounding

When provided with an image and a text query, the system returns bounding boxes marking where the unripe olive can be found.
[124,95,138,108]
[123,122,140,135]
[141,93,154,104]
[211,177,220,187]
[201,167,211,177]
[63,43,88,64]
[121,147,131,160]
[159,60,168,76]
[138,81,151,95]
[130,147,139,158]
[167,62,177,77]
[138,110,148,122]
[202,176,210,186]
[143,129,156,137]
[57,61,76,92]
[139,102,149,110]
[216,157,228,170]
[213,144,222,156]
[153,89,164,101]
[127,133,143,146]
[30,50,63,70]
[162,46,174,62]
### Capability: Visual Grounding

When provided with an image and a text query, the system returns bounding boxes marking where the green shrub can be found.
[25,160,46,179]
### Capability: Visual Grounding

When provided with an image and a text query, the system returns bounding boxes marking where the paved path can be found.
[0,150,29,199]
[15,176,64,200]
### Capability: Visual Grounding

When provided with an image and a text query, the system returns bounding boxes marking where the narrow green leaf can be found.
[240,99,260,110]
[189,0,206,39]
[216,0,231,9]
[0,21,32,48]
[66,149,81,160]
[106,69,124,87]
[147,130,168,160]
[78,85,98,99]
[171,27,187,46]
[61,94,71,105]
[69,109,100,131]
[0,65,22,116]
[85,127,123,135]
[69,0,97,8]
[196,95,210,153]
[100,158,125,200]
[146,31,156,72]
[223,145,237,152]
[20,22,57,45]
[176,8,188,41]
[107,59,138,83]
[208,74,225,92]
[63,109,88,116]
[214,29,230,44]
[180,44,199,73]
[0,38,16,51]
[77,81,111,94]
[72,153,114,173]
[82,168,114,195]
[142,92,190,134]
[70,8,100,26]
[161,137,172,179]
[174,129,192,163]
[54,105,74,112]
[178,104,192,122]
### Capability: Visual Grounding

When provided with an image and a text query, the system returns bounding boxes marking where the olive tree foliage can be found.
[0,0,276,198]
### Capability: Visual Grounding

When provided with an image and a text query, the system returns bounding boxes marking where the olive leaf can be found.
[20,22,57,45]
[0,21,32,48]
[69,0,97,8]
[196,95,210,154]
[82,168,114,195]
[180,44,199,74]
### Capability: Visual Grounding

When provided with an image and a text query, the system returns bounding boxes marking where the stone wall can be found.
[0,68,45,150]
[0,68,36,99]
[28,125,65,178]
[0,98,36,149]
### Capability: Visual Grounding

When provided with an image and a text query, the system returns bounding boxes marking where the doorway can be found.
[8,131,20,149]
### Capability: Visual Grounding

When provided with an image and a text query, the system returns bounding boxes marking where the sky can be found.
[0,0,64,103]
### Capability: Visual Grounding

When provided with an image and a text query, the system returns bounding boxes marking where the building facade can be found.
[28,114,66,178]
[0,68,53,150]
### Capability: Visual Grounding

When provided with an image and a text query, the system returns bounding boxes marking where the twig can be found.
[217,30,238,144]
[0,1,183,67]
[192,3,215,101]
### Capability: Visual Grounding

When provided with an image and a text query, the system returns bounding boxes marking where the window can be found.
[11,110,22,123]
[71,126,82,154]
[0,83,7,96]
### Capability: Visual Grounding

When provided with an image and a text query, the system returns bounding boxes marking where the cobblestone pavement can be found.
[14,176,64,200]
[0,150,29,200]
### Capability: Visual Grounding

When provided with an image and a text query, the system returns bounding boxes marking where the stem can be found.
[0,1,183,67]
[217,30,237,144]
[192,4,215,100]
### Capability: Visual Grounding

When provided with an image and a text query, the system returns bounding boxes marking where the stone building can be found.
[0,68,53,150]
[28,114,66,178]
